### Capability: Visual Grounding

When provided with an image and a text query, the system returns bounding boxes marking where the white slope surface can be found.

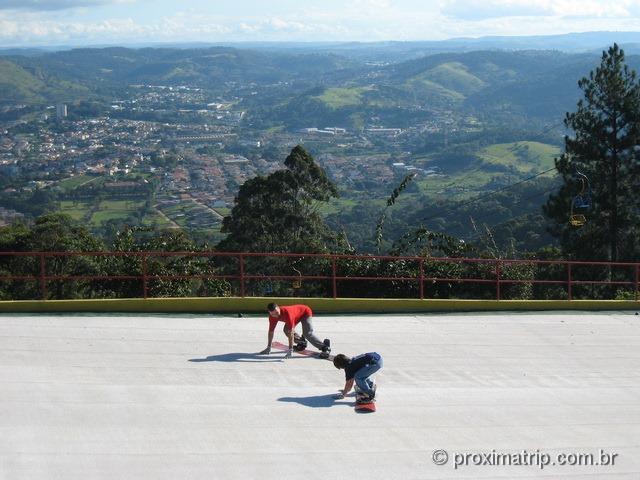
[1,311,639,480]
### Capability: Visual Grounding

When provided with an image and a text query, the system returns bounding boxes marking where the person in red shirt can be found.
[259,303,331,359]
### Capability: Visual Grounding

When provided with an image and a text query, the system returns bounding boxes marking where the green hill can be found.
[0,58,47,103]
[0,57,91,104]
[256,49,640,128]
[404,76,464,104]
[5,46,639,127]
[14,47,360,91]
[406,62,486,99]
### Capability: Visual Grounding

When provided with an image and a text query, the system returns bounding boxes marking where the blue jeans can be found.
[354,353,383,397]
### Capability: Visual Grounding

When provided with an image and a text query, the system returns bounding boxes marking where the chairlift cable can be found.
[421,166,559,225]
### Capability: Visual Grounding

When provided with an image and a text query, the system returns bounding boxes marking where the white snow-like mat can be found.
[1,311,639,479]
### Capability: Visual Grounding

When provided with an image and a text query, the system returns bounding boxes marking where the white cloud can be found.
[0,16,142,41]
[239,22,259,34]
[353,0,393,9]
[0,11,235,44]
[0,0,135,11]
[267,17,308,32]
[0,1,639,45]
[443,0,640,20]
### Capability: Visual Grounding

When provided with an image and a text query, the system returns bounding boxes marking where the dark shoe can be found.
[320,338,331,356]
[369,385,376,400]
[294,341,307,352]
[356,395,375,404]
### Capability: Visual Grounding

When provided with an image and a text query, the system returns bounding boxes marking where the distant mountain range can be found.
[235,32,640,63]
[3,31,640,60]
[1,34,639,127]
[257,49,640,128]
[0,46,359,104]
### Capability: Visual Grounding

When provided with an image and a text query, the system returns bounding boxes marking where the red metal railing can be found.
[0,251,638,301]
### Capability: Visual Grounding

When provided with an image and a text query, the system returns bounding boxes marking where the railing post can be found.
[332,257,337,299]
[419,257,424,300]
[495,260,501,300]
[567,263,572,301]
[142,254,148,299]
[39,253,47,300]
[239,254,245,298]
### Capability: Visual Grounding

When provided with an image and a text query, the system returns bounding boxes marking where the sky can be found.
[1,0,640,47]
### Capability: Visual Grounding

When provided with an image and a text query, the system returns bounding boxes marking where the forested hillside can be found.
[1,42,638,267]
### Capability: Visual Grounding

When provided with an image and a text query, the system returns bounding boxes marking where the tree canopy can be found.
[544,44,640,261]
[217,145,339,253]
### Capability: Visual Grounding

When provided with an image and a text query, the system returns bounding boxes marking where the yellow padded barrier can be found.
[0,297,637,313]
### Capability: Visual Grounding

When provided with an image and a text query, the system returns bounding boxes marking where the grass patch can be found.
[417,170,496,198]
[58,200,92,221]
[413,141,561,199]
[319,197,360,215]
[404,77,465,103]
[315,87,373,109]
[213,207,230,217]
[142,210,175,229]
[158,200,221,230]
[57,175,99,191]
[478,141,560,173]
[417,62,486,96]
[58,197,182,232]
[90,200,145,224]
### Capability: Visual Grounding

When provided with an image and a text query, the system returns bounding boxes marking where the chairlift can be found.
[569,170,592,227]
[292,266,302,289]
[569,210,586,227]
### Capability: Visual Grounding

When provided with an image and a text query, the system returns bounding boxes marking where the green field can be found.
[478,141,560,173]
[59,199,147,227]
[58,200,92,221]
[212,207,231,217]
[142,210,176,229]
[90,200,144,224]
[315,86,373,109]
[416,170,496,197]
[411,141,561,199]
[158,200,221,231]
[319,197,361,215]
[56,175,99,191]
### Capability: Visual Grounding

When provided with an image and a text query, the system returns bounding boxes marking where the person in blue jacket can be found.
[332,352,383,403]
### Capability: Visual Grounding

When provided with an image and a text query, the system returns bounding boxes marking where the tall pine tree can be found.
[544,44,640,261]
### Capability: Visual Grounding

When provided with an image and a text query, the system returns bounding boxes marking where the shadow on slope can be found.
[189,352,280,363]
[278,393,354,408]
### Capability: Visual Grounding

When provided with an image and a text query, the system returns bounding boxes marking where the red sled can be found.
[355,401,376,413]
[272,341,333,361]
